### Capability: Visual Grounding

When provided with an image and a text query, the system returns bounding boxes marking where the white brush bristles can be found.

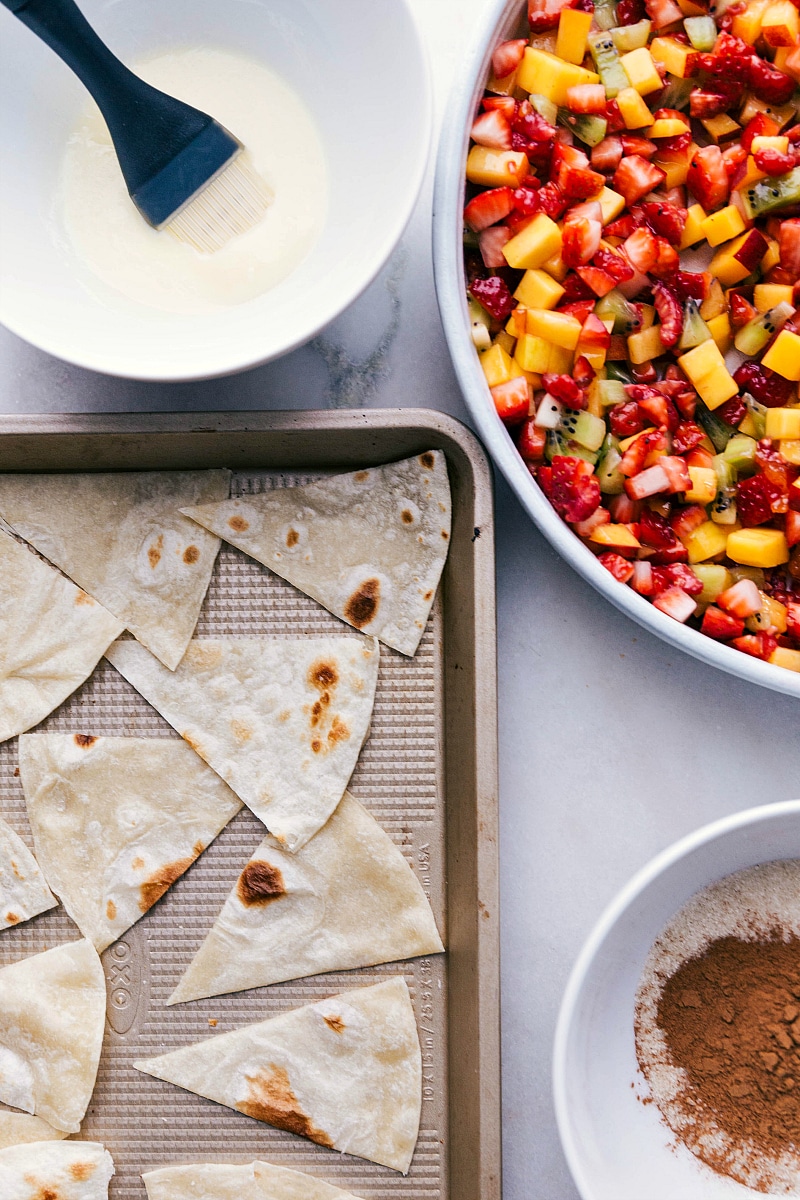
[165,154,273,255]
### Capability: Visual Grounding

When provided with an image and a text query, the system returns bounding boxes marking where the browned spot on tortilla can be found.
[354,471,369,483]
[401,509,414,524]
[185,642,223,671]
[11,859,21,879]
[229,514,249,533]
[237,860,285,907]
[131,856,144,870]
[286,528,299,548]
[33,1190,60,1200]
[424,590,433,601]
[74,733,97,748]
[106,899,117,921]
[420,452,435,469]
[327,716,350,747]
[278,709,291,723]
[148,533,164,569]
[324,1013,346,1034]
[183,544,200,564]
[75,589,93,606]
[69,1161,96,1181]
[311,738,323,754]
[238,1064,333,1146]
[231,718,253,744]
[309,660,338,691]
[183,732,203,755]
[344,578,380,628]
[139,854,196,912]
[5,913,19,925]
[310,691,331,727]
[441,530,449,540]
[193,840,205,856]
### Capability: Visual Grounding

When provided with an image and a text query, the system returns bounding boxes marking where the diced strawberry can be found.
[562,201,604,267]
[737,474,783,526]
[671,270,708,304]
[491,376,530,424]
[620,430,667,477]
[629,385,677,430]
[631,362,659,384]
[748,57,795,106]
[543,456,602,523]
[464,187,515,232]
[566,84,607,114]
[690,90,735,120]
[733,229,768,273]
[646,0,684,25]
[701,606,746,640]
[593,247,634,282]
[730,292,757,330]
[653,284,683,348]
[623,226,658,274]
[491,38,528,79]
[657,132,693,162]
[687,145,729,212]
[731,632,779,660]
[617,0,646,23]
[573,356,596,387]
[651,237,681,280]
[672,421,705,455]
[552,144,605,202]
[579,312,612,350]
[605,212,640,238]
[528,0,582,30]
[471,110,512,150]
[542,373,584,406]
[715,396,747,428]
[673,390,698,420]
[638,508,678,549]
[740,112,781,154]
[631,560,656,594]
[641,201,687,246]
[734,362,796,408]
[653,586,697,622]
[757,440,797,497]
[576,265,617,296]
[723,143,748,182]
[575,507,611,537]
[754,147,798,177]
[779,220,800,277]
[591,136,624,173]
[478,226,512,268]
[661,456,692,492]
[559,299,597,323]
[787,510,800,549]
[621,135,657,160]
[670,504,707,540]
[665,563,704,596]
[788,601,800,639]
[469,276,516,320]
[597,551,636,583]
[535,181,569,220]
[513,184,542,216]
[718,578,763,619]
[610,402,646,439]
[482,96,518,118]
[613,156,668,207]
[609,493,641,523]
[517,418,547,462]
[625,463,672,500]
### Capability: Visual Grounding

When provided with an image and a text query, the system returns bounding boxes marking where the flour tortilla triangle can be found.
[0,816,57,930]
[19,734,243,953]
[0,1112,66,1149]
[0,1140,114,1199]
[135,977,421,1173]
[105,636,379,853]
[181,452,451,657]
[0,530,124,745]
[0,939,105,1133]
[0,469,230,669]
[169,791,443,1004]
[143,1160,364,1200]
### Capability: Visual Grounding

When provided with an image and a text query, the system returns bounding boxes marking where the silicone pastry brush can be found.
[1,0,272,253]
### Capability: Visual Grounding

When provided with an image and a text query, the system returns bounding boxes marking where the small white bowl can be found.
[432,0,800,701]
[553,799,800,1200]
[0,0,431,381]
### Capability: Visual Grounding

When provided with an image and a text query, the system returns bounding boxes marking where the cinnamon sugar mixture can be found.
[635,860,800,1195]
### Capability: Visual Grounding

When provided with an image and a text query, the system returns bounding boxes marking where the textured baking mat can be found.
[0,469,449,1198]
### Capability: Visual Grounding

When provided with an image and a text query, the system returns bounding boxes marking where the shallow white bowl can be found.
[0,0,431,381]
[553,799,800,1200]
[432,0,800,701]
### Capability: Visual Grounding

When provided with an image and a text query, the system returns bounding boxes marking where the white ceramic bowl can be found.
[0,0,431,381]
[553,799,800,1200]
[432,0,800,701]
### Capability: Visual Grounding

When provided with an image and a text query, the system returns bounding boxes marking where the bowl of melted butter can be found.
[0,0,431,380]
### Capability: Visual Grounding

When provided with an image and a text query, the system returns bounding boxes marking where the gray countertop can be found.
[1,2,798,1196]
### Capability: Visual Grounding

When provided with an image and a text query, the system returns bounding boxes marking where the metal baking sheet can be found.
[0,409,500,1200]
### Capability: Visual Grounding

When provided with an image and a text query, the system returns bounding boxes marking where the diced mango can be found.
[679,340,738,410]
[693,564,733,604]
[762,330,800,381]
[765,408,800,439]
[680,204,707,249]
[754,283,795,312]
[701,114,741,144]
[556,8,594,64]
[739,411,759,439]
[709,232,758,287]
[525,308,582,350]
[590,524,641,548]
[495,330,516,356]
[732,0,769,43]
[628,325,666,363]
[654,155,690,188]
[466,146,529,188]
[685,521,730,564]
[750,135,790,154]
[591,187,626,225]
[480,343,515,388]
[650,37,695,77]
[486,68,520,96]
[707,312,733,355]
[514,333,552,374]
[547,343,574,373]
[701,206,746,247]
[619,47,663,95]
[727,527,789,568]
[761,236,781,274]
[648,116,691,138]
[737,155,768,191]
[769,647,800,672]
[761,0,800,46]
[685,466,718,505]
[516,47,600,105]
[779,440,800,465]
[514,268,565,310]
[617,87,654,130]
[739,94,796,128]
[541,251,569,281]
[503,213,563,270]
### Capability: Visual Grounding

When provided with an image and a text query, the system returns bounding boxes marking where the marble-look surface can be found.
[1,3,798,1197]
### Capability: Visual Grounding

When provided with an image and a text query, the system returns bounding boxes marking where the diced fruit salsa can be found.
[465,0,800,673]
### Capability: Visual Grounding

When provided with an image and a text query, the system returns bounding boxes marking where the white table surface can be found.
[1,2,798,1197]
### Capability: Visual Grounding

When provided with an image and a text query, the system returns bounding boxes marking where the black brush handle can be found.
[1,0,218,200]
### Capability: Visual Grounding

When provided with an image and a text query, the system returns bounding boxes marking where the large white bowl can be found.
[432,0,800,701]
[553,799,800,1200]
[0,0,431,381]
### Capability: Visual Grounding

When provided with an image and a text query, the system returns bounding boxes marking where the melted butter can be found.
[59,47,328,314]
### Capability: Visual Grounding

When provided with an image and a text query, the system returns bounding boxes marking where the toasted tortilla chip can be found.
[0,531,123,744]
[181,453,451,656]
[105,636,379,853]
[135,977,421,1173]
[169,791,443,1004]
[19,734,243,953]
[0,817,57,930]
[0,1140,113,1198]
[0,1112,66,1149]
[0,470,230,669]
[0,939,105,1133]
[143,1160,364,1200]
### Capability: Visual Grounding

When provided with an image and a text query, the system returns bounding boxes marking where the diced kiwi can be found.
[658,77,693,112]
[678,300,712,350]
[596,434,625,494]
[696,401,735,452]
[743,166,800,220]
[743,394,767,440]
[529,93,559,125]
[711,454,736,491]
[683,15,717,50]
[468,298,492,351]
[711,486,738,526]
[611,19,652,52]
[558,110,609,147]
[536,394,565,429]
[729,565,766,588]
[545,429,570,462]
[589,378,628,408]
[733,302,794,355]
[594,0,619,31]
[596,289,642,335]
[588,32,629,98]
[605,361,634,383]
[561,408,607,451]
[723,433,758,474]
